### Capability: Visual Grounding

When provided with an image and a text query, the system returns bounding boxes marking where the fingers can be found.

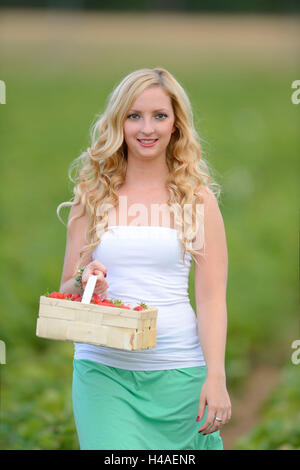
[85,260,107,278]
[94,281,109,296]
[197,397,206,423]
[202,411,225,435]
[198,406,231,435]
[198,407,217,435]
[82,261,107,282]
[81,261,108,294]
[83,273,108,292]
[93,261,107,277]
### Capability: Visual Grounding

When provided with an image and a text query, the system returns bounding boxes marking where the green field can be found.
[0,10,299,450]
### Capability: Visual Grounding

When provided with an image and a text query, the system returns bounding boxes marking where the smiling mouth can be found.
[137,139,159,147]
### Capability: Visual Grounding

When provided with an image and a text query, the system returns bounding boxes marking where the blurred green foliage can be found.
[0,19,299,449]
[0,343,78,449]
[235,362,300,450]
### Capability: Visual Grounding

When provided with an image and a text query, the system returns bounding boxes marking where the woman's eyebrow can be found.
[128,108,169,113]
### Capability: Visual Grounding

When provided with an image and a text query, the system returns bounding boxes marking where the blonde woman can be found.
[58,67,231,450]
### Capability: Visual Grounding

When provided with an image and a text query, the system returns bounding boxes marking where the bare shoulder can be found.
[192,185,227,257]
[196,185,217,202]
[69,198,87,220]
[195,185,222,216]
[67,199,89,235]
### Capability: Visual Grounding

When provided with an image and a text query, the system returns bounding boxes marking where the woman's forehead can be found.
[131,86,172,107]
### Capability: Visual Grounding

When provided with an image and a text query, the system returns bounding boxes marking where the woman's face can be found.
[123,85,176,160]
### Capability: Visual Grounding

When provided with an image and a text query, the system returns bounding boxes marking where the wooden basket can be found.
[36,276,158,351]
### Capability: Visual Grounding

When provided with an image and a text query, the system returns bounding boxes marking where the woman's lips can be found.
[137,139,159,147]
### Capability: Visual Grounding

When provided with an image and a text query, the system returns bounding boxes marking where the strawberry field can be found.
[0,9,299,449]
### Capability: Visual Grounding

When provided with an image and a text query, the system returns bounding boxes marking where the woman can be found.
[57,67,231,450]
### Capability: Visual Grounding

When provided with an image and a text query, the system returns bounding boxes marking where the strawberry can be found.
[92,294,101,301]
[90,294,101,305]
[91,298,104,305]
[64,293,72,300]
[133,301,148,311]
[49,292,65,299]
[49,292,60,298]
[71,294,81,301]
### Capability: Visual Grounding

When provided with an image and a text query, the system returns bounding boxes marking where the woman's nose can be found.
[140,118,155,134]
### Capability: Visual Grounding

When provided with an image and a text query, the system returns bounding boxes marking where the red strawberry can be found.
[71,294,81,301]
[91,297,104,305]
[48,291,59,298]
[102,299,115,306]
[64,293,72,299]
[50,292,64,299]
[133,306,143,311]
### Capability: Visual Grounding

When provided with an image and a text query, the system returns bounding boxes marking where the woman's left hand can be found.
[197,375,231,435]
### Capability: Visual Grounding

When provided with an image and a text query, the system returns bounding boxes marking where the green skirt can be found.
[72,359,223,450]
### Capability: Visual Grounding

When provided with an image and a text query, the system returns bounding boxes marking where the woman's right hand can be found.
[81,260,109,297]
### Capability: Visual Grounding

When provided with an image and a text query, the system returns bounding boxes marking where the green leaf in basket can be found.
[139,302,148,309]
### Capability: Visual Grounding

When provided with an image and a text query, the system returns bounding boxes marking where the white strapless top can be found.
[73,225,206,370]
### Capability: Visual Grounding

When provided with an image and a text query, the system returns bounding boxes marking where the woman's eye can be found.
[127,113,168,120]
[156,113,168,119]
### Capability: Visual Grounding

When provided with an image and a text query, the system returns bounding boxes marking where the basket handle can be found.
[81,275,98,305]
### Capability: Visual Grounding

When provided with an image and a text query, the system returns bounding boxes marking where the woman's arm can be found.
[193,186,231,434]
[59,201,109,296]
[194,186,228,378]
[59,201,92,294]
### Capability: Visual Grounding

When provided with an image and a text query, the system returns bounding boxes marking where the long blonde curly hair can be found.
[57,67,221,275]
